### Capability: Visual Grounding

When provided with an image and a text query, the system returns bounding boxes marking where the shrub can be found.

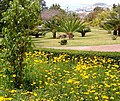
[112,35,117,40]
[59,39,67,45]
[79,26,91,37]
[39,48,120,60]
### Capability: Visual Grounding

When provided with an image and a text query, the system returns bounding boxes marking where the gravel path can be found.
[44,44,120,52]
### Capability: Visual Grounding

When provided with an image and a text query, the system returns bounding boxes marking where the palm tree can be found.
[44,16,60,38]
[58,14,85,39]
[79,26,91,37]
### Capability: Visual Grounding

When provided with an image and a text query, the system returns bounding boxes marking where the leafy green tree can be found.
[0,0,13,16]
[85,7,105,25]
[49,3,65,15]
[100,21,113,34]
[0,0,13,34]
[1,0,40,88]
[101,5,120,36]
[92,10,111,27]
[114,4,120,36]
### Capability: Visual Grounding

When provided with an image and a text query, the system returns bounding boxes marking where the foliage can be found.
[49,3,61,10]
[58,14,85,39]
[112,35,117,40]
[100,5,120,36]
[92,10,111,27]
[39,48,120,60]
[100,21,115,31]
[93,6,104,12]
[1,0,40,88]
[79,26,91,37]
[0,51,120,100]
[30,27,48,38]
[30,28,120,48]
[85,7,105,25]
[43,16,60,38]
[0,0,13,33]
[59,39,67,45]
[49,3,65,14]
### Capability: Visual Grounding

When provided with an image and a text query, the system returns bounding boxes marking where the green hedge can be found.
[36,48,120,60]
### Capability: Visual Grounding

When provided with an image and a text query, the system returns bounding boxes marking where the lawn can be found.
[32,28,120,49]
[0,28,120,48]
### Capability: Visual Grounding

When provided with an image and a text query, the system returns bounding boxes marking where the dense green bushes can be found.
[39,48,120,60]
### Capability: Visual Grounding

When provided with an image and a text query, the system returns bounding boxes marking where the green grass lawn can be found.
[0,28,120,48]
[32,28,120,49]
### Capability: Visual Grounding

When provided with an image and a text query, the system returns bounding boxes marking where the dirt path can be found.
[44,44,120,52]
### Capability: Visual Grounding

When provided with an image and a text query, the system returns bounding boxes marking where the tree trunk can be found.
[53,31,56,38]
[19,51,23,88]
[35,34,39,38]
[118,27,120,36]
[113,30,117,35]
[81,32,86,37]
[108,31,111,34]
[68,33,74,39]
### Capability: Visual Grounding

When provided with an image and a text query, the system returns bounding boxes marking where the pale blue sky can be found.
[45,0,120,10]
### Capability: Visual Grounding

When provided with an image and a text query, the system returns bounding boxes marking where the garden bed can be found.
[0,50,120,100]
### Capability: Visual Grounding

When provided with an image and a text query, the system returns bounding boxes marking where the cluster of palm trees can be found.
[31,2,120,39]
[42,13,90,39]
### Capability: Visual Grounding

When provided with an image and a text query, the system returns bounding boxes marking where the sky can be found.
[45,0,120,10]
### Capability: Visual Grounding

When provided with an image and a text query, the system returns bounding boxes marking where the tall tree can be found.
[100,4,120,36]
[1,0,40,88]
[50,4,61,10]
[85,7,104,25]
[92,10,111,27]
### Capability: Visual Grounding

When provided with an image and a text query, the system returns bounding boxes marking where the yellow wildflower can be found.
[95,96,98,100]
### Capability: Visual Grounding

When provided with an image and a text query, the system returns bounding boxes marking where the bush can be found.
[59,39,67,45]
[39,48,120,60]
[30,28,43,38]
[79,26,91,37]
[112,35,117,40]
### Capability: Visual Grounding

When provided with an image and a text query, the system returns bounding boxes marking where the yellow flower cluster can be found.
[0,51,120,101]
